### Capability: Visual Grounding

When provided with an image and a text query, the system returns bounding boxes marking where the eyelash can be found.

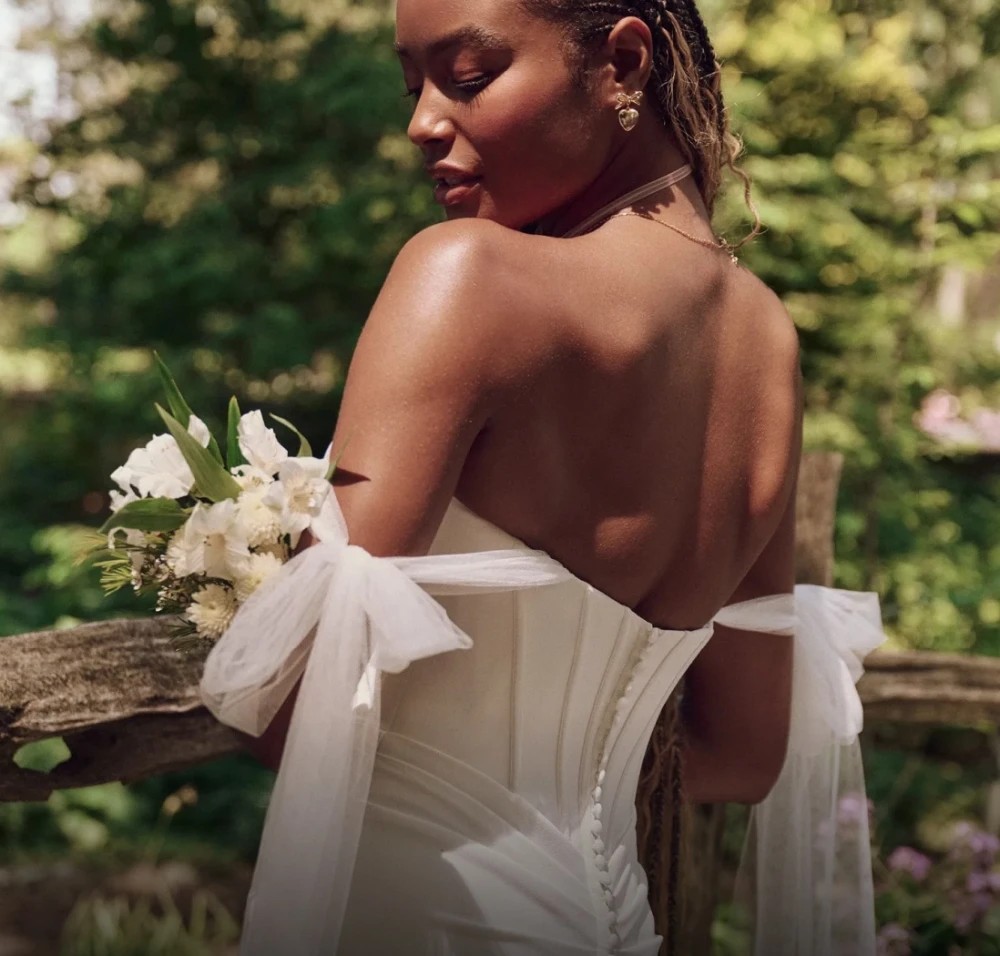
[402,75,492,101]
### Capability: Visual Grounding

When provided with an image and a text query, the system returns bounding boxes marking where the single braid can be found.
[521,0,762,247]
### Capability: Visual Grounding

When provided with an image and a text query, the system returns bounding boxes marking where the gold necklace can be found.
[612,210,739,265]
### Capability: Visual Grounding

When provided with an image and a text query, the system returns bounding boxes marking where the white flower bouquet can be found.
[95,356,340,646]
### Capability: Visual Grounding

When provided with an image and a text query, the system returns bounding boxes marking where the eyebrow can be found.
[394,25,508,58]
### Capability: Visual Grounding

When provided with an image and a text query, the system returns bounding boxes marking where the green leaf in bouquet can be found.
[99,497,189,534]
[325,430,353,482]
[227,396,247,469]
[270,414,313,457]
[156,404,242,501]
[154,351,194,423]
[154,352,224,464]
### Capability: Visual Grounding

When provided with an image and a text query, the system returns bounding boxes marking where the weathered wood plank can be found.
[858,650,1000,724]
[0,616,237,801]
[0,711,236,802]
[0,616,207,743]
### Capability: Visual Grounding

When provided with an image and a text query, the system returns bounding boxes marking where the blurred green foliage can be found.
[61,887,239,956]
[702,0,1000,653]
[1,0,996,647]
[0,755,272,863]
[0,0,998,947]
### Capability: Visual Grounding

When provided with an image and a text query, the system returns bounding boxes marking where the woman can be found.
[200,1,883,953]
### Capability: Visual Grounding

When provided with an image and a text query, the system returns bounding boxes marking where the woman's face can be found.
[395,0,613,228]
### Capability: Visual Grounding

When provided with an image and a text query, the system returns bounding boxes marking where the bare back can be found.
[453,222,802,630]
[257,218,800,790]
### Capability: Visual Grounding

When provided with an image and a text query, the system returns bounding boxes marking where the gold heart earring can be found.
[616,91,643,132]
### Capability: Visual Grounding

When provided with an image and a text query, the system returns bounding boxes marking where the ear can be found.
[593,16,654,105]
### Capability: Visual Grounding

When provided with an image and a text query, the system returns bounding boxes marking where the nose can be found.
[406,87,455,152]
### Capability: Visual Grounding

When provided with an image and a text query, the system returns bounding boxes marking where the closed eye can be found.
[454,75,492,96]
[401,75,493,102]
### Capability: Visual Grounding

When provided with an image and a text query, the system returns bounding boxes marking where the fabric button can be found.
[591,820,603,836]
[593,838,605,854]
[594,853,607,868]
[593,785,603,801]
[597,769,606,784]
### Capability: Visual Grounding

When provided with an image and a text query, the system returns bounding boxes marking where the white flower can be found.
[234,551,284,602]
[166,499,250,581]
[234,485,283,548]
[231,463,274,491]
[186,415,212,446]
[237,411,289,476]
[263,457,330,546]
[111,415,212,500]
[185,583,238,640]
[109,487,139,513]
[107,527,147,580]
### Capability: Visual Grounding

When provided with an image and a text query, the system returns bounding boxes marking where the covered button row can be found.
[591,770,622,950]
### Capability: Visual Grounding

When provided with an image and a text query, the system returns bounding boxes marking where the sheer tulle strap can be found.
[734,584,886,955]
[199,491,571,955]
[712,592,796,634]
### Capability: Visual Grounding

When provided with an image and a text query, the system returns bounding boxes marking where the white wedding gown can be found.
[201,492,885,956]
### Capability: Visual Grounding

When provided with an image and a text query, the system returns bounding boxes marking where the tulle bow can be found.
[736,584,886,956]
[199,492,571,954]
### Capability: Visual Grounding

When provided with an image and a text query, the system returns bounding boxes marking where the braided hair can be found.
[521,0,760,244]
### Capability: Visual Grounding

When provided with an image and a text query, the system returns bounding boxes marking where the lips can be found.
[427,164,480,198]
[434,174,478,188]
[430,171,482,206]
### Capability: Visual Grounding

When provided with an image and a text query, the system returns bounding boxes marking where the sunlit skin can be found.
[395,0,706,235]
[243,0,800,806]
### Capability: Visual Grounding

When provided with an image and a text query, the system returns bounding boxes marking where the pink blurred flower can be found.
[837,792,876,828]
[876,922,912,956]
[917,389,1000,451]
[887,846,932,882]
[949,822,1000,867]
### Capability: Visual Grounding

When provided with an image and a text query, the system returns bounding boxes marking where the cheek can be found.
[469,75,608,222]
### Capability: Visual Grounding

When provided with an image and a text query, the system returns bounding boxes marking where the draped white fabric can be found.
[734,585,886,956]
[200,489,884,955]
[199,494,572,954]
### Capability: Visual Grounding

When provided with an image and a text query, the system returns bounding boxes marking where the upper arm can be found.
[682,330,802,800]
[326,221,514,558]
[681,490,797,801]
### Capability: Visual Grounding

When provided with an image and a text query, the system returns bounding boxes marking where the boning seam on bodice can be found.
[555,596,588,814]
[509,590,523,789]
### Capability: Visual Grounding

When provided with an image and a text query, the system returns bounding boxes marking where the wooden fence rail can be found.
[3,615,999,804]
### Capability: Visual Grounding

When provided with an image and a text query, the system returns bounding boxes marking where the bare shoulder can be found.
[376,218,556,388]
[747,274,801,387]
[326,220,554,555]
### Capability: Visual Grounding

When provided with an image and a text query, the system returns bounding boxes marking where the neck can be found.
[532,131,705,239]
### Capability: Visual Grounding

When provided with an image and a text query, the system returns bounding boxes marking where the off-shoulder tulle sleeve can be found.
[733,584,886,956]
[199,493,571,955]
